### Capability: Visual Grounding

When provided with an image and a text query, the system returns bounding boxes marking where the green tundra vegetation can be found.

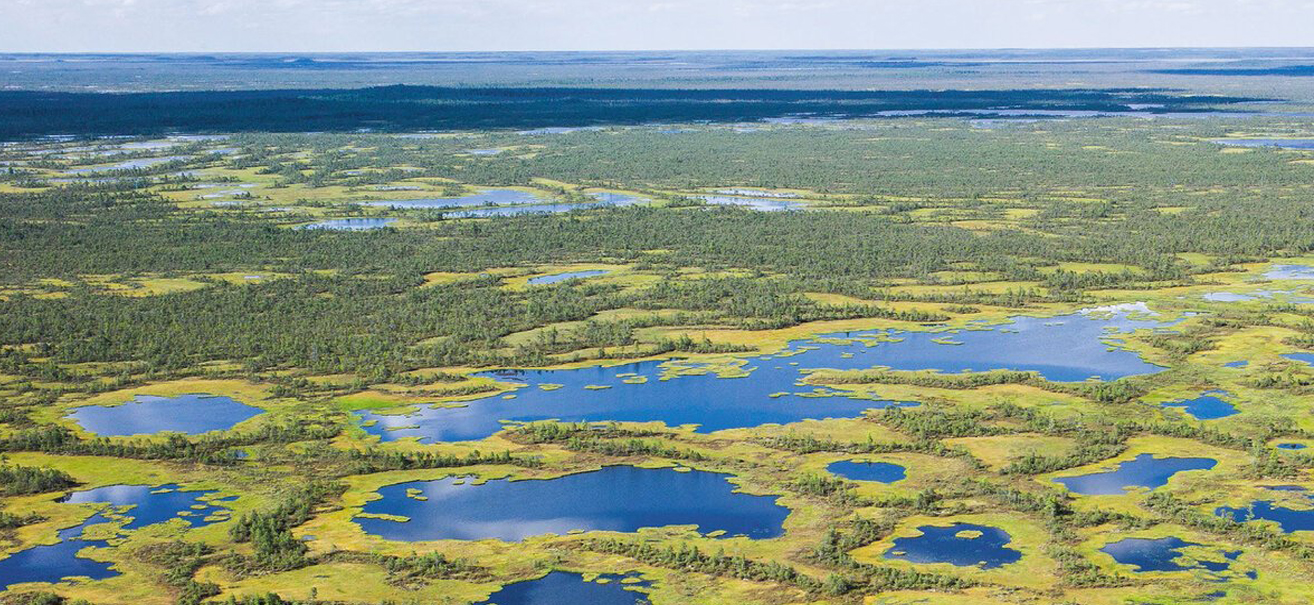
[8,99,1314,605]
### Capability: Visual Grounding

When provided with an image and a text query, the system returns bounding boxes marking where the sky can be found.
[2,0,1314,53]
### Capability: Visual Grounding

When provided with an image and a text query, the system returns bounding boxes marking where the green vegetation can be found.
[9,99,1314,605]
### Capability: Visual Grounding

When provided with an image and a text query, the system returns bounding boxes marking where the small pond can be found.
[526,270,610,285]
[1053,454,1218,495]
[354,466,789,542]
[1265,265,1314,280]
[884,523,1021,569]
[299,218,397,230]
[692,194,805,211]
[827,461,906,483]
[67,393,263,436]
[1215,139,1314,150]
[475,571,651,605]
[1283,353,1314,367]
[366,188,544,209]
[1161,391,1238,420]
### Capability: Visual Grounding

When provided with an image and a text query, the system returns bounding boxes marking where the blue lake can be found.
[0,484,228,590]
[1265,265,1314,280]
[1161,391,1238,420]
[1224,361,1248,369]
[1283,353,1314,367]
[884,523,1021,569]
[1054,454,1218,495]
[527,270,610,285]
[299,218,397,230]
[355,466,789,542]
[1277,443,1308,450]
[68,393,263,436]
[827,461,906,483]
[1216,487,1314,533]
[476,572,650,605]
[359,308,1170,443]
[1101,537,1240,573]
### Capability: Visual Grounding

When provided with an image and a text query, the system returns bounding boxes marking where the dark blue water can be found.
[1277,443,1308,450]
[1215,139,1314,150]
[367,188,544,209]
[1283,353,1314,367]
[1216,487,1314,533]
[1161,391,1238,420]
[0,484,228,590]
[1054,454,1218,495]
[355,466,789,541]
[0,513,117,590]
[1266,265,1314,280]
[827,461,906,483]
[1100,537,1241,573]
[67,393,263,436]
[1224,361,1248,368]
[527,270,609,285]
[298,218,396,230]
[476,572,650,605]
[358,309,1168,443]
[884,523,1021,569]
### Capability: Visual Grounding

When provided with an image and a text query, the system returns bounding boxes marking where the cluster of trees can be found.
[0,462,76,496]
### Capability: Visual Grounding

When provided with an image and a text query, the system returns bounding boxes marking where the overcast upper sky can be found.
[2,0,1313,53]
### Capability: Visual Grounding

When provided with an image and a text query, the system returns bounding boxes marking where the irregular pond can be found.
[446,192,647,218]
[714,189,800,199]
[67,156,189,173]
[1224,361,1248,369]
[1283,353,1314,367]
[1101,537,1240,573]
[0,484,228,590]
[884,523,1022,569]
[526,270,610,285]
[1054,454,1218,495]
[61,484,230,530]
[1265,265,1314,280]
[827,461,906,483]
[0,513,117,591]
[1277,443,1308,450]
[358,307,1169,443]
[1215,139,1314,150]
[476,572,651,605]
[298,218,397,230]
[366,188,544,209]
[354,466,789,541]
[692,194,805,211]
[67,393,263,436]
[1216,486,1314,533]
[1161,391,1238,420]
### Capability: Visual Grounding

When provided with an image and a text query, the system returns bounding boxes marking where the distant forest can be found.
[0,86,1263,139]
